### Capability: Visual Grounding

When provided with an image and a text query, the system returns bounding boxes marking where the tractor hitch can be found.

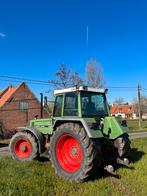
[117,157,134,169]
[117,158,130,168]
[104,165,120,178]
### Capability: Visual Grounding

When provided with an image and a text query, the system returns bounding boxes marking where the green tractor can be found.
[9,86,130,181]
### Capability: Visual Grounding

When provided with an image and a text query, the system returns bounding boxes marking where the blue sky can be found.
[0,0,147,103]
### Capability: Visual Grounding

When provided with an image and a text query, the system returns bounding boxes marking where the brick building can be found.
[0,82,45,138]
[110,104,136,119]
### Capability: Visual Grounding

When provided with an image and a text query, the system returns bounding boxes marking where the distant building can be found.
[141,106,147,119]
[0,82,47,139]
[110,104,136,119]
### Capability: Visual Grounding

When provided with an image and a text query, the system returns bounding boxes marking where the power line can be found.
[107,89,138,91]
[0,78,51,86]
[142,88,147,91]
[0,75,62,86]
[108,86,137,89]
[0,75,146,92]
[0,107,40,112]
[0,75,49,84]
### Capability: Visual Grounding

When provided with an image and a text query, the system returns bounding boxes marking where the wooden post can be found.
[40,93,43,118]
[138,84,142,129]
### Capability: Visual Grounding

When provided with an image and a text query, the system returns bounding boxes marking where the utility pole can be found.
[44,96,48,108]
[40,93,43,118]
[138,84,142,129]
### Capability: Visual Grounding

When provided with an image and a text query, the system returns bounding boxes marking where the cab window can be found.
[63,93,78,116]
[54,95,63,116]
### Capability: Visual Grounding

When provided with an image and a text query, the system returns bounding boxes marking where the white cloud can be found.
[0,33,6,38]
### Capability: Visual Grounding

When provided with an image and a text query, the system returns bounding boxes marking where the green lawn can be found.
[0,138,147,196]
[128,119,147,132]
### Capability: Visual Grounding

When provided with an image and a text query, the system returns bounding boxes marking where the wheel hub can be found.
[71,147,78,156]
[56,134,83,173]
[14,139,31,159]
[20,145,27,152]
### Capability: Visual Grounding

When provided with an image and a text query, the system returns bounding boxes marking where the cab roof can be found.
[54,86,108,95]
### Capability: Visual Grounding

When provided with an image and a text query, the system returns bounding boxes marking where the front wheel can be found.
[50,123,101,182]
[9,132,38,161]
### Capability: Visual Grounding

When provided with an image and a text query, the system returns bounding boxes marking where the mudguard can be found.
[53,117,104,138]
[16,127,45,153]
[103,117,129,139]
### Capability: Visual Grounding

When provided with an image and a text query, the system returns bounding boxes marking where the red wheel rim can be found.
[56,134,83,173]
[14,138,32,159]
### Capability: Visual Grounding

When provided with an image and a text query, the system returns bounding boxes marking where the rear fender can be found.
[16,127,45,153]
[53,117,103,138]
[103,117,129,139]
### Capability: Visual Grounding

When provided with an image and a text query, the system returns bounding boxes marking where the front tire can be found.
[50,123,101,182]
[9,132,38,161]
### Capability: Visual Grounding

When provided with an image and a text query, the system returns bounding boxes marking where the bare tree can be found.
[86,59,105,88]
[53,64,83,89]
[52,60,105,90]
[113,97,126,105]
[54,64,71,88]
[70,71,84,87]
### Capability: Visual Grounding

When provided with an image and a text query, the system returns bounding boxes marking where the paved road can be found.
[129,132,147,139]
[0,132,147,158]
[0,146,9,158]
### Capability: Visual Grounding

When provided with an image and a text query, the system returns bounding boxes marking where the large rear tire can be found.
[50,123,101,182]
[9,132,38,161]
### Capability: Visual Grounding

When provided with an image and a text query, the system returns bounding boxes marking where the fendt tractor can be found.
[9,86,131,181]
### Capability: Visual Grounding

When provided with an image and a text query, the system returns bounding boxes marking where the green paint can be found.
[103,117,129,139]
[30,118,53,134]
[83,117,104,138]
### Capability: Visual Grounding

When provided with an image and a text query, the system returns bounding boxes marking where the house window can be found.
[20,101,28,112]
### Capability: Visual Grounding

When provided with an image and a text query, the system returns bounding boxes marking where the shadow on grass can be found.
[38,156,50,162]
[89,148,145,181]
[88,168,110,182]
[128,148,145,163]
[36,148,145,182]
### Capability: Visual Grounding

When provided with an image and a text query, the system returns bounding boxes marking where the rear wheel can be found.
[9,132,38,161]
[50,123,101,182]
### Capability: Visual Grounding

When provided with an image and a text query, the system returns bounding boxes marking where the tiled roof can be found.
[110,104,135,115]
[0,85,19,107]
[0,89,5,96]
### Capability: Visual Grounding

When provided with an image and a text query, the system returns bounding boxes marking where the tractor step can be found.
[117,158,130,167]
[117,158,134,169]
[43,149,50,160]
[104,165,118,176]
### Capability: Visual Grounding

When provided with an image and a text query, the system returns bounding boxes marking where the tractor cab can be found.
[53,86,109,118]
[53,86,129,140]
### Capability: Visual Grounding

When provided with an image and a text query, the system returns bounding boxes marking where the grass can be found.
[128,119,147,132]
[0,138,147,195]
